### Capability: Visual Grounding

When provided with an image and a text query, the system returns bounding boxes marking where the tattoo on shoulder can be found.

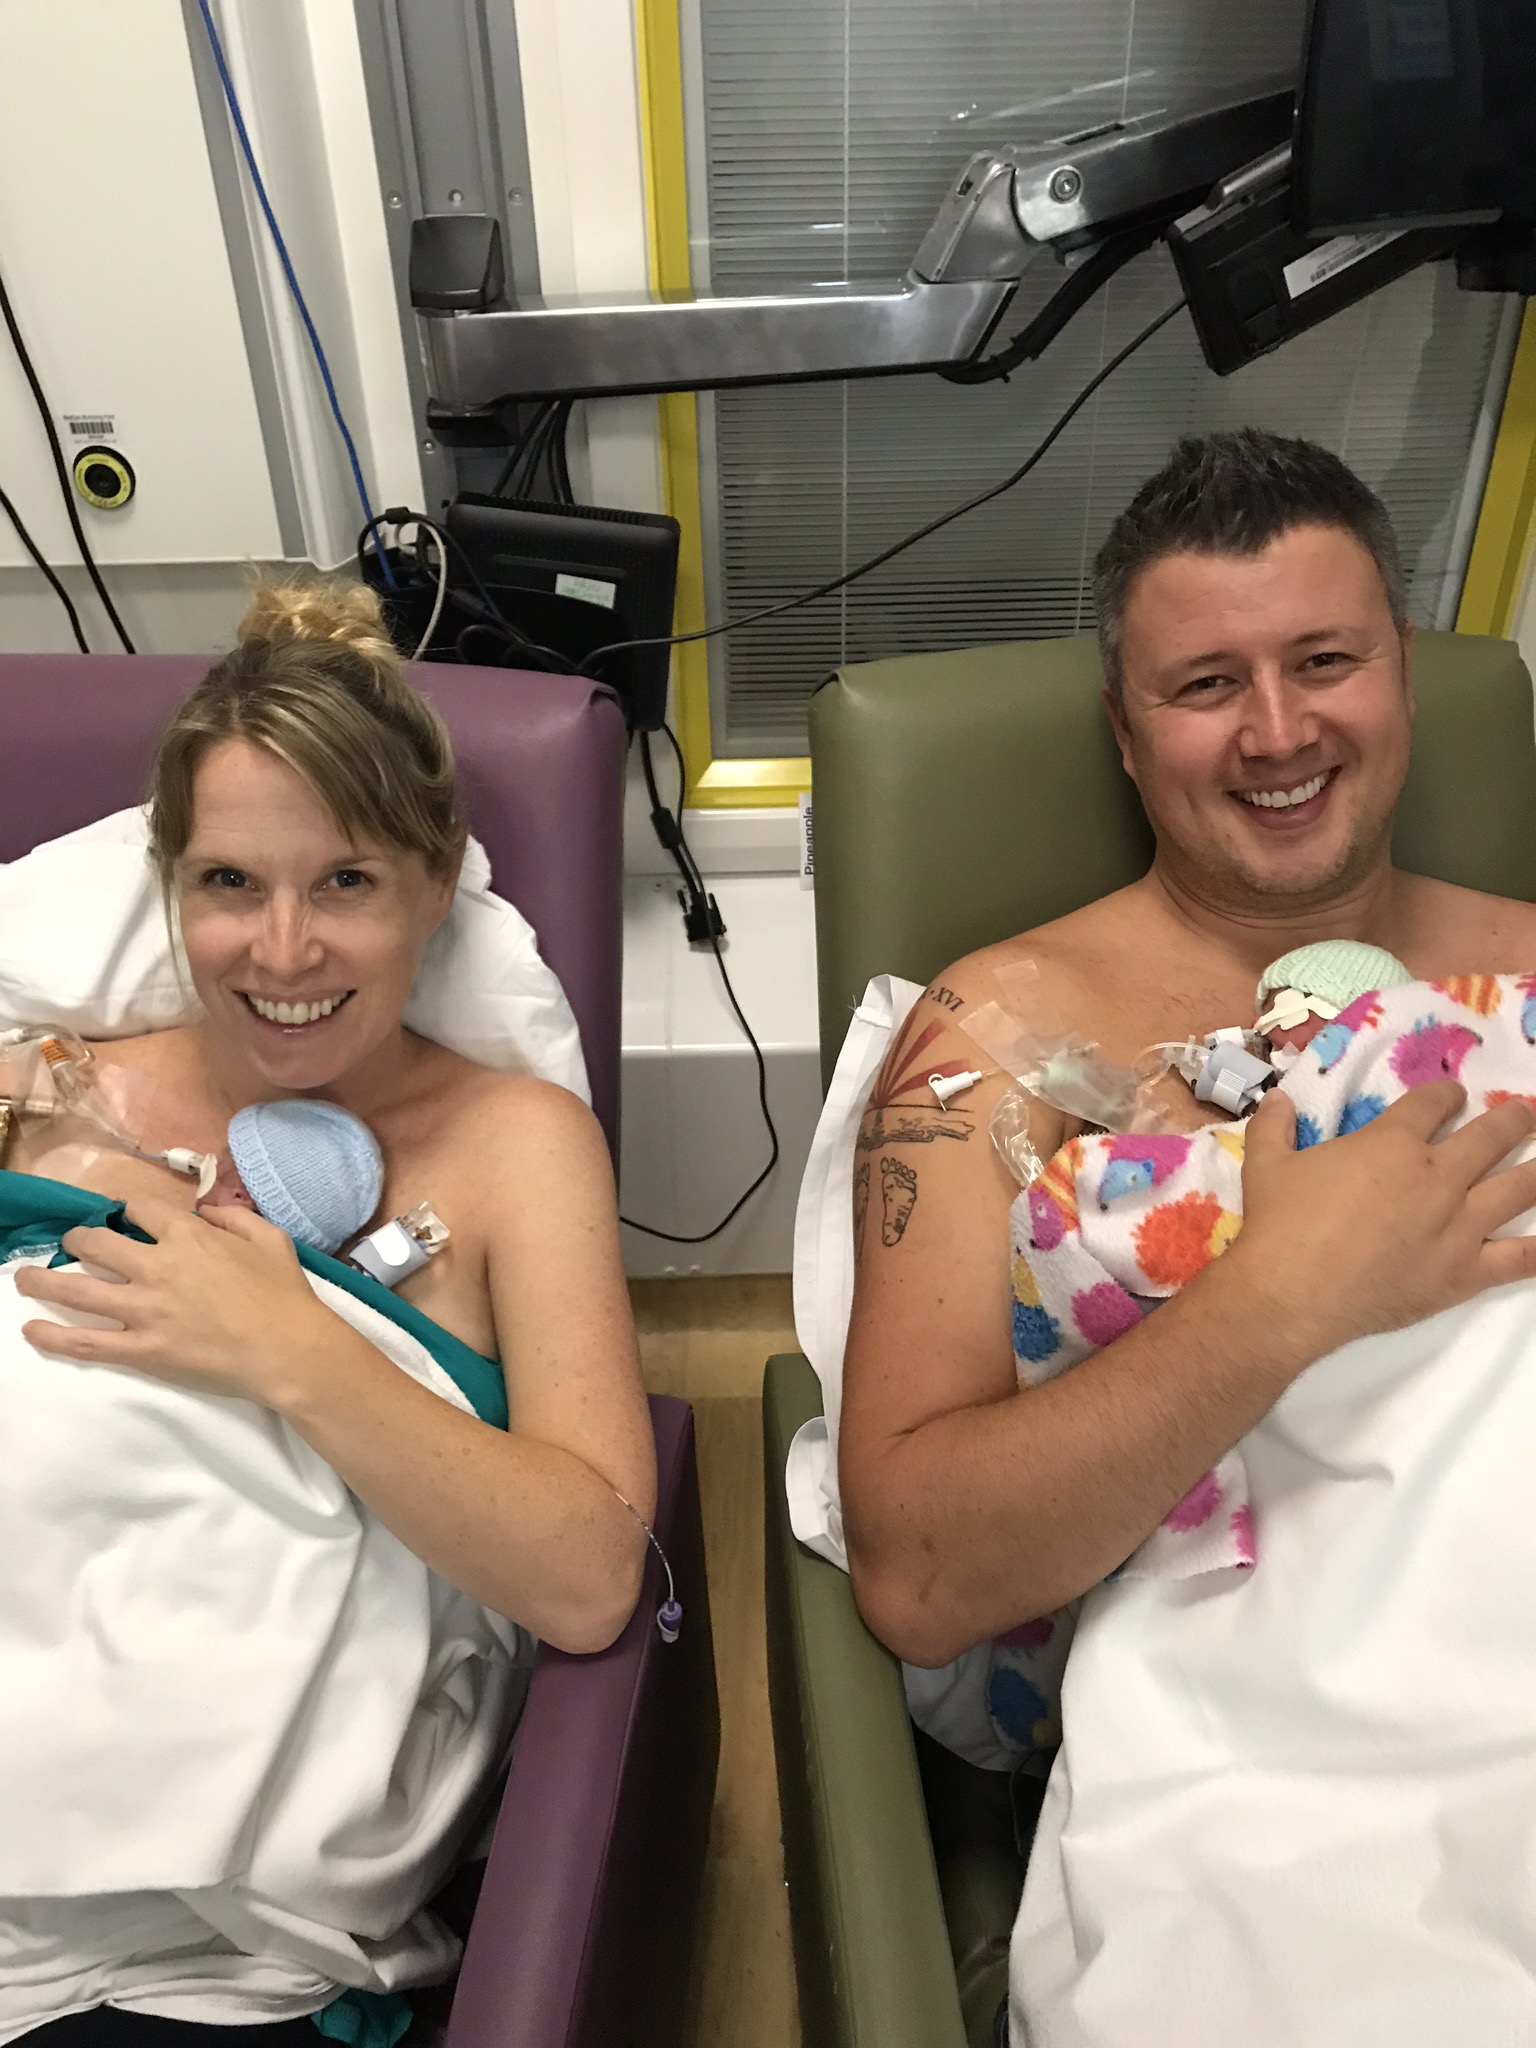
[862,998,981,1151]
[880,1156,918,1246]
[856,1107,973,1150]
[925,984,965,1013]
[852,1160,870,1259]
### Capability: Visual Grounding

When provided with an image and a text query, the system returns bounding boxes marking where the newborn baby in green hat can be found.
[1254,939,1416,1063]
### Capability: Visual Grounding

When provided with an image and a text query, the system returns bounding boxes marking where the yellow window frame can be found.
[635,0,809,808]
[1457,301,1536,638]
[638,2,1536,796]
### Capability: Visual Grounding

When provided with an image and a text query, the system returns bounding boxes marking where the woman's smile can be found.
[239,990,356,1030]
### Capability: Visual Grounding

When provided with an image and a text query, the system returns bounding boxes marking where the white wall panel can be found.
[210,0,423,566]
[511,0,663,515]
[0,0,282,566]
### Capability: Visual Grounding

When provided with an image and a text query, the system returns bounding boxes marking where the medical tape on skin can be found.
[959,1000,1146,1131]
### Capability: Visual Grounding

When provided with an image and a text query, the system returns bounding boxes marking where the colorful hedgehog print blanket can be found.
[984,970,1536,1765]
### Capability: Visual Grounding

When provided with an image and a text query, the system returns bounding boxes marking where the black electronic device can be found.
[1170,150,1456,376]
[1295,0,1536,236]
[444,494,680,730]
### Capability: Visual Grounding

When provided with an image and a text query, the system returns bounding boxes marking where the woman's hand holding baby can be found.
[15,1192,333,1405]
[1231,1081,1536,1361]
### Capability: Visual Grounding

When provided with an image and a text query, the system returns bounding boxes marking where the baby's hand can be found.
[201,1152,259,1213]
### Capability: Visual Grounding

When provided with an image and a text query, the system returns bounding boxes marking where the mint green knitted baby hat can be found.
[1256,939,1414,1015]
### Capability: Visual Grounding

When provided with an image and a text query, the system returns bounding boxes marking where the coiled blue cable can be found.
[196,0,395,586]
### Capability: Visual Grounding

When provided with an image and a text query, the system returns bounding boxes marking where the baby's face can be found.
[203,1151,258,1212]
[1266,1012,1329,1056]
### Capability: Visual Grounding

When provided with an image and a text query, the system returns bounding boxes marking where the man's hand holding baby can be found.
[1231,1081,1536,1363]
[14,1192,337,1407]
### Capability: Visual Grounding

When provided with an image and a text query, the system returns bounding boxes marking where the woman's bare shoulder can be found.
[419,1042,593,1120]
[83,1025,201,1070]
[424,1054,606,1175]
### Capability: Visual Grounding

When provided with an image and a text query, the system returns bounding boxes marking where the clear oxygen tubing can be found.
[0,1027,216,1191]
[957,959,1175,1187]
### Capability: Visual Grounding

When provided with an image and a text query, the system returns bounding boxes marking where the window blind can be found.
[685,0,1514,756]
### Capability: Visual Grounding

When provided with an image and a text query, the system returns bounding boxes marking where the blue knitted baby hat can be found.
[226,1099,384,1253]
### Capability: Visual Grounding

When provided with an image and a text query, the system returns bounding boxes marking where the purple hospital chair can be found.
[0,654,719,2048]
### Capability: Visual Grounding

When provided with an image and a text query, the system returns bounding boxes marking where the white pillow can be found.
[0,807,589,1103]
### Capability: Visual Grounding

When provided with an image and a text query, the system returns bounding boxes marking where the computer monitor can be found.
[1295,0,1536,235]
[443,495,681,730]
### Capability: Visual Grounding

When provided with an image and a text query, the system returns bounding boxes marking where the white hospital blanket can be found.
[0,1260,532,2042]
[1012,1277,1536,2047]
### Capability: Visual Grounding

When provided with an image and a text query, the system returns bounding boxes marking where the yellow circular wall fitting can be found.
[72,444,135,510]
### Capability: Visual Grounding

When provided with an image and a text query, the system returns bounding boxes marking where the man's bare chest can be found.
[1054,959,1258,1071]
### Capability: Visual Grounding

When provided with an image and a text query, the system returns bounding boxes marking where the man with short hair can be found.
[838,427,1536,2027]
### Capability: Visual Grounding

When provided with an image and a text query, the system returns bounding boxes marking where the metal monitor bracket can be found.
[416,84,1294,419]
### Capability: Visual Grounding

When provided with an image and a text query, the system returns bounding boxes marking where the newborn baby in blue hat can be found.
[202,1099,384,1255]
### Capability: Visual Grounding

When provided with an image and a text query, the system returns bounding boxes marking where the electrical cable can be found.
[550,400,575,505]
[0,480,89,652]
[513,406,562,500]
[638,722,713,927]
[196,0,394,588]
[490,401,556,497]
[619,723,781,1245]
[410,523,448,658]
[0,260,135,651]
[358,510,576,674]
[494,398,575,504]
[939,220,1167,385]
[577,296,1187,681]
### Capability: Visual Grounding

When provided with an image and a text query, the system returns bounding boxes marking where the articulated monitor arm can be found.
[415,85,1294,416]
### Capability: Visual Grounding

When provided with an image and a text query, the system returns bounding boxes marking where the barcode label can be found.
[1282,233,1405,301]
[63,414,115,440]
[554,571,617,610]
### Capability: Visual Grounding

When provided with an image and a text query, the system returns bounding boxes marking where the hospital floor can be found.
[631,1275,803,2048]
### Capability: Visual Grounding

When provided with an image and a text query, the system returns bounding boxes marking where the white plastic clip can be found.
[165,1146,219,1198]
[929,1068,984,1108]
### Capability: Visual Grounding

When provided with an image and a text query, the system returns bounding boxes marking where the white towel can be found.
[1012,1281,1536,2047]
[0,1261,531,2041]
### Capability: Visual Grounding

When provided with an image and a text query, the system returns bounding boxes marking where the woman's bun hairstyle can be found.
[236,579,401,672]
[147,577,465,887]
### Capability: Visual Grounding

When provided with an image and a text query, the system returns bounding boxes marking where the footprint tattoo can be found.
[880,1156,918,1246]
[853,1161,870,1254]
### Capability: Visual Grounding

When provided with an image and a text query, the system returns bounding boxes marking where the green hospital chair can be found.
[763,628,1536,2048]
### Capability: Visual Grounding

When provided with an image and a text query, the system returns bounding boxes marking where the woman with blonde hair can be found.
[2,581,654,2048]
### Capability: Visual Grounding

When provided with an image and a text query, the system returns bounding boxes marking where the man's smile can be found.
[1229,767,1339,825]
